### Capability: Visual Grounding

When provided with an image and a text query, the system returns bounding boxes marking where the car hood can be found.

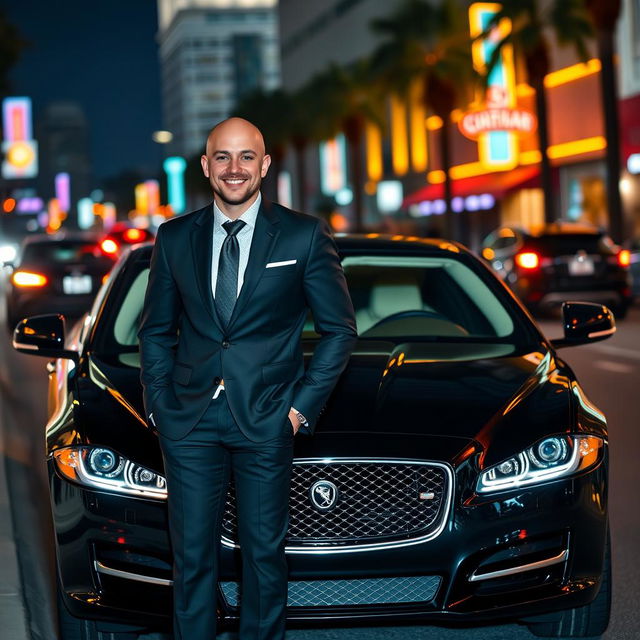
[305,340,575,466]
[71,340,578,473]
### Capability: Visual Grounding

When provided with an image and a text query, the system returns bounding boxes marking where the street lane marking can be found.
[593,360,636,374]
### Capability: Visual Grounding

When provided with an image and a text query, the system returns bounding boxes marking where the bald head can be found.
[205,117,266,157]
[201,117,271,217]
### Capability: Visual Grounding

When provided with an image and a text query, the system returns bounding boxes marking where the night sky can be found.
[4,0,163,181]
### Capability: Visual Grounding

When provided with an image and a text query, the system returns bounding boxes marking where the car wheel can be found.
[524,527,611,638]
[56,575,140,640]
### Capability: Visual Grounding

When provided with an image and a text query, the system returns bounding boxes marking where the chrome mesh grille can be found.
[221,460,450,548]
[220,576,441,608]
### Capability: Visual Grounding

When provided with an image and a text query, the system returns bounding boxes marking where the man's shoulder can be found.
[267,201,325,231]
[157,205,209,236]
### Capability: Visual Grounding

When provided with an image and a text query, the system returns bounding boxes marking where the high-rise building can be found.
[157,0,281,159]
[36,101,92,218]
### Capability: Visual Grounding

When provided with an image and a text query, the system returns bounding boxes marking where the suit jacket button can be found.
[214,376,221,385]
[222,340,230,349]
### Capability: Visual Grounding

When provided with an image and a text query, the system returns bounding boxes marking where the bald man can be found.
[138,118,357,639]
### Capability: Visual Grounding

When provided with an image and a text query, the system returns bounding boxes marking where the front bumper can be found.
[50,458,608,630]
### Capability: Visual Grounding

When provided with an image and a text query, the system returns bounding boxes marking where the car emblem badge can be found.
[310,480,339,511]
[419,491,435,501]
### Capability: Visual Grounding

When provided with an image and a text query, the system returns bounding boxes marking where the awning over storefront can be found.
[403,165,541,207]
[620,93,640,161]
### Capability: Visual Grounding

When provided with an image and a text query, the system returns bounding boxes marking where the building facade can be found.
[278,0,636,247]
[157,0,281,160]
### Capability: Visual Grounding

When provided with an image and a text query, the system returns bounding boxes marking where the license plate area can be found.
[63,274,92,294]
[568,257,594,276]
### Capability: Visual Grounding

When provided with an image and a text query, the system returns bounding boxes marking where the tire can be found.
[525,527,611,638]
[56,575,140,640]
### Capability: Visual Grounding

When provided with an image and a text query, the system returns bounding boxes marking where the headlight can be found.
[53,446,167,500]
[476,435,603,494]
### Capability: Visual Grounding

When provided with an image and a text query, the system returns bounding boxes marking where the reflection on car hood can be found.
[313,340,574,466]
[75,340,574,472]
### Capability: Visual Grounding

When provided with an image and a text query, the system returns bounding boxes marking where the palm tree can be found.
[308,60,387,231]
[370,0,478,240]
[288,79,339,212]
[480,0,593,225]
[585,0,624,242]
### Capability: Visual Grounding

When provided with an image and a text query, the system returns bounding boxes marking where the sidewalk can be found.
[0,419,30,640]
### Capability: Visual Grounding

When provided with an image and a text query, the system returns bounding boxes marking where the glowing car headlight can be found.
[53,446,167,500]
[476,435,603,494]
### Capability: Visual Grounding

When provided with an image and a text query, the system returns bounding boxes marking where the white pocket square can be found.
[265,260,297,268]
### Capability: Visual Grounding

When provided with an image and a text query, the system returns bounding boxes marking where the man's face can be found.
[201,122,271,208]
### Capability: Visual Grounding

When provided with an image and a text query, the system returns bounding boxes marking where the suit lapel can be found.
[190,204,224,331]
[226,200,280,331]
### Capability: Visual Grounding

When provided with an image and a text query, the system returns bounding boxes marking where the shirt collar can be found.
[213,192,261,231]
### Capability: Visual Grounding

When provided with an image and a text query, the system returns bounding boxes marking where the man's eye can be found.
[215,156,228,161]
[242,155,255,161]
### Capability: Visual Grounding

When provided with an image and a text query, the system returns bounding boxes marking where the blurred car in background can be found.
[481,223,632,318]
[99,223,155,258]
[5,233,116,331]
[626,236,640,299]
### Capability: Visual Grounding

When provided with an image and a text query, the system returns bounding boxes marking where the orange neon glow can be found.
[3,198,16,213]
[365,122,383,182]
[426,115,443,130]
[547,137,607,159]
[544,59,601,88]
[618,249,631,267]
[12,270,48,287]
[391,95,409,176]
[409,79,428,172]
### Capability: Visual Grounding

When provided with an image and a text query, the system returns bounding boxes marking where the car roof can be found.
[527,223,603,237]
[20,232,101,246]
[125,234,470,261]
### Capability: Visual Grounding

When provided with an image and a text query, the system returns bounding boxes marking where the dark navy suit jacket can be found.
[138,199,357,441]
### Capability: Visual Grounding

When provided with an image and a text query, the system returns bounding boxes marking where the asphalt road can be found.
[1,291,638,640]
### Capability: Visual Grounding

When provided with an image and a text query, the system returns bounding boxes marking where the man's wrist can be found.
[290,407,309,426]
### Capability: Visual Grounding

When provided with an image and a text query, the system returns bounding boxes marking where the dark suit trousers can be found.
[159,393,293,640]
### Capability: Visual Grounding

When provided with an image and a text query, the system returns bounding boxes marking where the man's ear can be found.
[200,155,209,178]
[261,154,272,178]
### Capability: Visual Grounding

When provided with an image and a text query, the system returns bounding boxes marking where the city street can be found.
[1,284,638,640]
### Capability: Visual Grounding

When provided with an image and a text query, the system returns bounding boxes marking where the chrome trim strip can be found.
[12,340,38,350]
[221,457,454,555]
[588,327,616,339]
[469,548,569,582]
[94,560,173,586]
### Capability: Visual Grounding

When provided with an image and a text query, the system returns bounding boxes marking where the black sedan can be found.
[5,233,116,331]
[13,235,612,639]
[481,223,632,318]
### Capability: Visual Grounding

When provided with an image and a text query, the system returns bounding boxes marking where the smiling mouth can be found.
[222,177,249,185]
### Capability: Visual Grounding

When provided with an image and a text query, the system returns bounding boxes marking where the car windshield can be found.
[21,240,105,265]
[326,255,521,340]
[98,250,536,368]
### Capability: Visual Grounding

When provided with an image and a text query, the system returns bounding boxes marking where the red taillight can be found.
[515,251,540,270]
[618,249,631,267]
[100,238,119,255]
[12,270,48,287]
[124,228,144,242]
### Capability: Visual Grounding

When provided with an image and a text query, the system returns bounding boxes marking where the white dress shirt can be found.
[211,193,261,299]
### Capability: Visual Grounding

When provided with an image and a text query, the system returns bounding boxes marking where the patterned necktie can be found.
[215,219,246,328]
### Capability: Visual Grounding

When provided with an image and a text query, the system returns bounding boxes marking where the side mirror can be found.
[550,302,615,349]
[12,314,79,363]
